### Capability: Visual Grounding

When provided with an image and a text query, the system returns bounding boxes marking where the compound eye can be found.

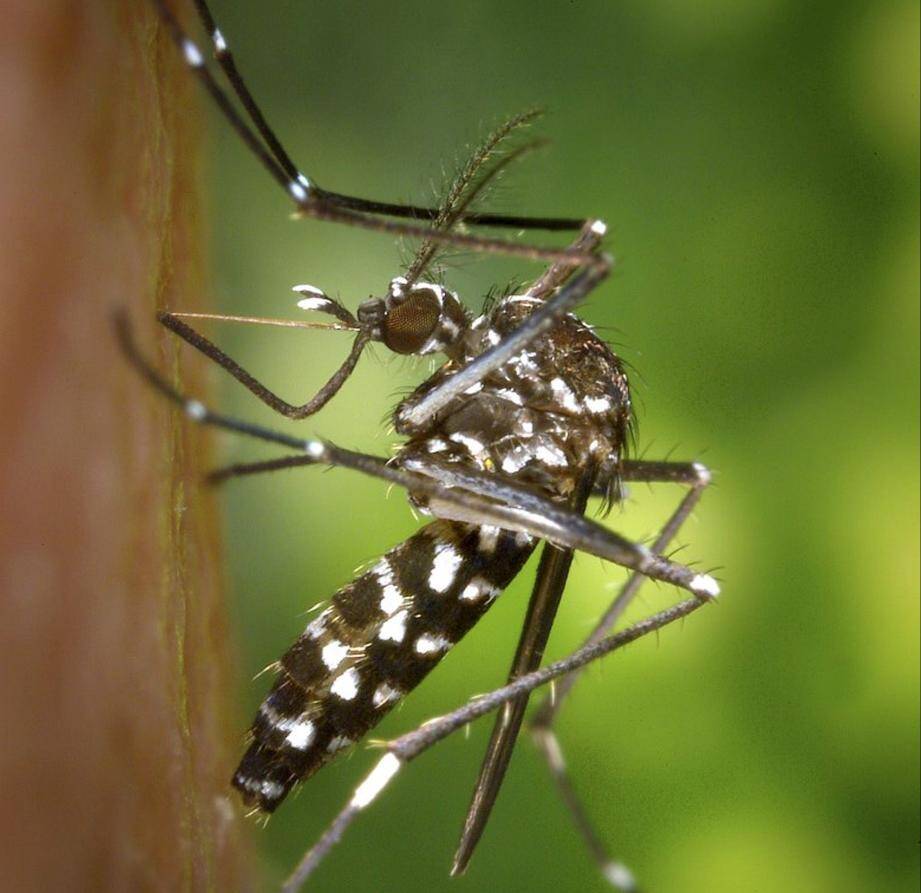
[382,287,441,354]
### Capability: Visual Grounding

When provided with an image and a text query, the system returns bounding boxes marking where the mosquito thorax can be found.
[358,276,469,357]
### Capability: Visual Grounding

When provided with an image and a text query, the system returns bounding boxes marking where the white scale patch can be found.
[460,576,498,603]
[389,276,407,298]
[373,558,403,615]
[321,639,349,671]
[449,432,485,456]
[535,443,568,468]
[379,584,403,615]
[330,667,361,701]
[428,544,463,593]
[495,387,524,406]
[425,438,448,453]
[584,395,612,414]
[306,440,326,458]
[182,39,204,67]
[378,609,408,643]
[477,525,500,555]
[603,861,637,891]
[693,462,712,485]
[185,399,207,420]
[550,377,581,413]
[514,415,535,436]
[351,753,402,810]
[690,573,720,598]
[296,296,332,311]
[237,776,285,800]
[372,682,402,708]
[305,609,330,639]
[326,734,353,754]
[501,447,531,474]
[283,719,316,751]
[293,283,325,298]
[288,179,309,202]
[511,350,538,373]
[414,633,451,655]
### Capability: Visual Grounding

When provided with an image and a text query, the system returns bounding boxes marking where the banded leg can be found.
[528,459,713,890]
[452,466,598,875]
[158,312,369,419]
[150,0,605,268]
[157,218,605,424]
[281,594,711,892]
[171,0,584,231]
[118,310,718,598]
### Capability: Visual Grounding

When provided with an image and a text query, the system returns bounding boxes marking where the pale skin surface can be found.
[0,3,250,889]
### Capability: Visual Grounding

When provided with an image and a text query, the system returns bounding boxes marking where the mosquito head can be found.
[358,277,469,357]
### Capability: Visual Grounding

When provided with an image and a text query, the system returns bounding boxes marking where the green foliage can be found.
[203,1,919,889]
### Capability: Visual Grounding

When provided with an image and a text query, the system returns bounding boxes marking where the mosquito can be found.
[121,1,720,889]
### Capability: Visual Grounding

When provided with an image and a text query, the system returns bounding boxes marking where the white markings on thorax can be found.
[535,442,568,468]
[449,432,486,456]
[550,377,581,414]
[583,394,612,414]
[496,387,524,406]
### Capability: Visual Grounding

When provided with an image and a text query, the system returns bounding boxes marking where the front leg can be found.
[158,310,369,419]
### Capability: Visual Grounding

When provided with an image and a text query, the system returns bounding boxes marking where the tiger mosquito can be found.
[123,1,720,888]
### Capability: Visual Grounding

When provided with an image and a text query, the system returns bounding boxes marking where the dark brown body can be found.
[233,289,631,811]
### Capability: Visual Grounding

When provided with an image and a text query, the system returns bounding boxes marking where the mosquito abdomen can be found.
[233,519,536,811]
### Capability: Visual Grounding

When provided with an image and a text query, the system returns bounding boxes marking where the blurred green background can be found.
[189,1,919,890]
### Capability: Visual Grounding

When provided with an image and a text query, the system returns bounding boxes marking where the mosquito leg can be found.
[526,219,607,299]
[397,455,718,597]
[118,312,716,596]
[150,1,583,232]
[281,594,710,892]
[452,466,598,875]
[158,312,369,419]
[188,0,300,185]
[537,459,712,724]
[204,456,711,489]
[526,460,712,889]
[205,454,317,486]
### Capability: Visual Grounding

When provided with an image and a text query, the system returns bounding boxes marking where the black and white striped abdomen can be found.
[233,520,536,811]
